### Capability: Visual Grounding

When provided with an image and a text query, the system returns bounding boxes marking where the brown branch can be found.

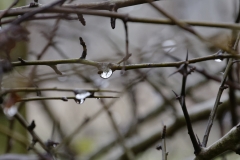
[0,0,19,20]
[202,59,233,147]
[2,7,240,31]
[14,113,48,152]
[195,124,240,160]
[99,98,135,160]
[18,96,118,102]
[11,53,240,70]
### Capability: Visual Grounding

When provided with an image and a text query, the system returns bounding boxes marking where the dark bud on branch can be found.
[27,120,36,131]
[77,14,86,26]
[79,37,87,59]
[161,125,167,139]
[110,4,117,29]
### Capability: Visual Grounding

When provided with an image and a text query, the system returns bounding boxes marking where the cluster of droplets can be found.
[74,90,92,105]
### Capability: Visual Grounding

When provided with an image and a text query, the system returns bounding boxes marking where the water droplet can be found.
[4,105,18,118]
[74,98,85,104]
[75,92,91,100]
[61,97,68,101]
[100,69,113,79]
[95,98,101,100]
[75,99,80,104]
[215,59,222,62]
[162,40,176,53]
[80,99,85,104]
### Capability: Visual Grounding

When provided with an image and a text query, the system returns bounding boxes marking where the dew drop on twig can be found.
[74,90,91,105]
[100,69,113,79]
[75,92,91,100]
[3,105,18,118]
[215,59,222,62]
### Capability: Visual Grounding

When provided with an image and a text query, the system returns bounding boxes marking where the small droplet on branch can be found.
[74,90,92,105]
[100,69,113,79]
[98,63,113,79]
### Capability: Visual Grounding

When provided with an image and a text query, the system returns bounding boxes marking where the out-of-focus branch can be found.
[2,7,240,31]
[0,87,119,97]
[14,113,48,151]
[0,154,38,160]
[99,98,135,160]
[147,0,235,55]
[8,0,160,11]
[0,0,19,19]
[118,97,231,159]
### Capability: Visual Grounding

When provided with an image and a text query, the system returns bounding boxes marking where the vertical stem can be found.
[202,58,233,147]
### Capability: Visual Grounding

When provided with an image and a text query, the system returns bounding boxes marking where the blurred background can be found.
[1,0,240,159]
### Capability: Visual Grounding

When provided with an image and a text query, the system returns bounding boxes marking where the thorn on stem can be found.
[220,85,229,90]
[27,120,36,131]
[162,125,167,139]
[18,57,26,64]
[172,90,180,100]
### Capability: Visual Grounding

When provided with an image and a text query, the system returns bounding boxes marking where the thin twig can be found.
[161,125,167,160]
[2,6,240,31]
[14,113,49,152]
[202,59,233,147]
[99,98,135,160]
[0,0,19,20]
[172,53,201,154]
[18,96,118,102]
[55,76,144,151]
[11,53,240,70]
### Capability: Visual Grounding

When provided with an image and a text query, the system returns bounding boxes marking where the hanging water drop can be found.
[100,68,113,79]
[3,105,18,118]
[80,99,85,104]
[75,92,91,100]
[74,90,92,105]
[215,59,222,62]
[75,99,80,104]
